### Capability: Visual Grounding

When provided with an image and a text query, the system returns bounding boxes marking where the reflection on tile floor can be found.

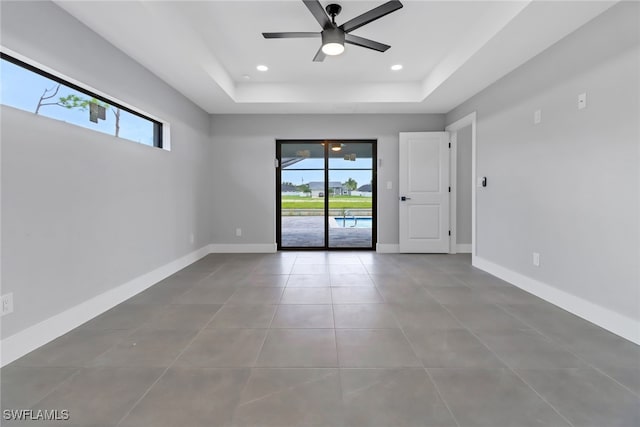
[2,252,639,427]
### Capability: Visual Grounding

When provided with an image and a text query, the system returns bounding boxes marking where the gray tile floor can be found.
[2,252,639,427]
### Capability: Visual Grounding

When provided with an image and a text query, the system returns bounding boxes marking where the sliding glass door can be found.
[277,140,376,250]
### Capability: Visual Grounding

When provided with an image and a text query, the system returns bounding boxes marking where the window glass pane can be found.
[1,55,160,147]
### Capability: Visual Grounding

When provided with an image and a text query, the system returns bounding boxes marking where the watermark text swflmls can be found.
[3,409,70,421]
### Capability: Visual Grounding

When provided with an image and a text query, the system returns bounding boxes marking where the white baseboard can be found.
[208,243,277,253]
[473,256,640,345]
[0,246,211,367]
[376,243,399,253]
[456,244,472,253]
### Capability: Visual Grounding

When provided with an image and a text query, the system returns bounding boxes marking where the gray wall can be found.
[209,114,445,246]
[446,2,640,321]
[1,1,212,338]
[456,125,472,245]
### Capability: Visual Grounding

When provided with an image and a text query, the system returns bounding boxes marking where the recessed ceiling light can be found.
[242,74,251,80]
[256,65,269,72]
[391,64,403,71]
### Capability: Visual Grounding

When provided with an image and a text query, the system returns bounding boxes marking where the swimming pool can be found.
[335,217,373,228]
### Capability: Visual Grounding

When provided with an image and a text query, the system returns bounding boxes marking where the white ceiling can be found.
[54,0,616,114]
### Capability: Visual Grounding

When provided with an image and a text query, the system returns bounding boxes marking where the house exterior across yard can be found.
[308,181,345,197]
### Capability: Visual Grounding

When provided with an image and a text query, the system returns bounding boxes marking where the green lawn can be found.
[281,195,372,210]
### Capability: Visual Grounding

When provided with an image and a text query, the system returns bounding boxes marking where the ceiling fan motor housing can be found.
[322,27,345,47]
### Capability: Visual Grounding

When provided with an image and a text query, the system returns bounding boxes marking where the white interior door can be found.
[399,132,450,253]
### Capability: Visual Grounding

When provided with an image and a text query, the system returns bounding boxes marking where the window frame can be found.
[1,51,164,149]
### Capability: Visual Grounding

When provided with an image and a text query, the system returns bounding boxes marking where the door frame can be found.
[445,112,477,259]
[276,139,377,251]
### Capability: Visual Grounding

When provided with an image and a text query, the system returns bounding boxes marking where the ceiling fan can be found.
[262,0,403,62]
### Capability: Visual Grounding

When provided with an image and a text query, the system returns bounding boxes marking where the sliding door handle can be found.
[400,196,411,201]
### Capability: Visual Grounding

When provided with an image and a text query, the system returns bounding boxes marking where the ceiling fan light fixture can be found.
[321,27,345,56]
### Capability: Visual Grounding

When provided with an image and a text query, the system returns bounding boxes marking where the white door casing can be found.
[399,132,450,253]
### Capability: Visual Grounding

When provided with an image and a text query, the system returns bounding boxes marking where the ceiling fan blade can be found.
[313,46,326,62]
[262,32,321,39]
[344,34,390,52]
[303,0,332,29]
[340,0,403,33]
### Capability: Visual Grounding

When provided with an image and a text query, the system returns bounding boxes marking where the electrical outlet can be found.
[1,293,14,316]
[533,252,540,267]
[386,181,392,190]
[236,228,242,237]
[534,109,542,124]
[578,93,587,110]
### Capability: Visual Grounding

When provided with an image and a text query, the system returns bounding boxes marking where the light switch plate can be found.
[1,293,14,316]
[533,252,540,267]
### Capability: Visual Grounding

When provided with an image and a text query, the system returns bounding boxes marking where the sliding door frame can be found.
[276,139,377,251]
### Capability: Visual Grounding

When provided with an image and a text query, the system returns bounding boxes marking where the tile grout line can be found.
[329,262,346,425]
[251,282,283,366]
[325,257,340,369]
[235,370,338,409]
[328,260,340,369]
[422,367,462,427]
